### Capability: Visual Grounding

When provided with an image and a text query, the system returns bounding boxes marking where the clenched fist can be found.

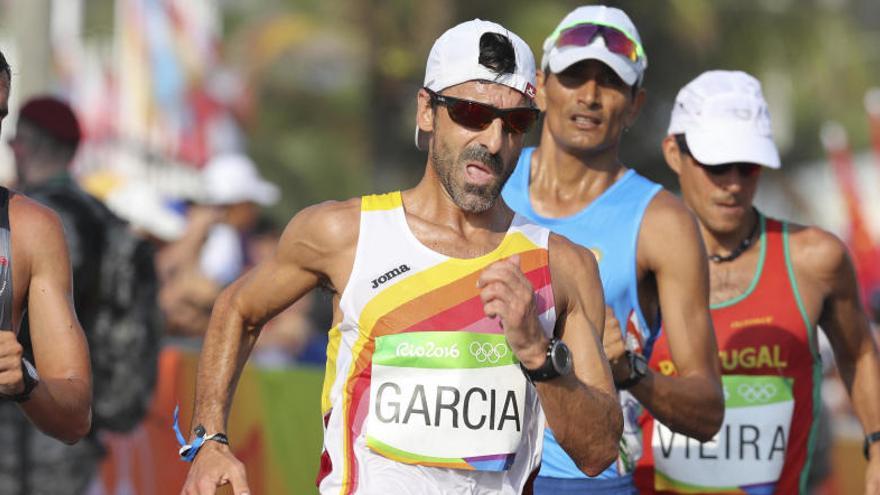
[0,330,25,396]
[477,255,548,369]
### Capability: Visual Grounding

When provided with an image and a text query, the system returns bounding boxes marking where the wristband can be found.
[864,431,880,460]
[172,405,229,462]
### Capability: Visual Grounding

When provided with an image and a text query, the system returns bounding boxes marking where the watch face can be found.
[550,340,573,376]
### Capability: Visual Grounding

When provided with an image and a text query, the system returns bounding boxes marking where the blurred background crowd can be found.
[0,0,879,493]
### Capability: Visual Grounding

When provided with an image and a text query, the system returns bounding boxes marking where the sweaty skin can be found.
[180,80,622,495]
[0,70,91,445]
[529,60,723,442]
[663,134,880,495]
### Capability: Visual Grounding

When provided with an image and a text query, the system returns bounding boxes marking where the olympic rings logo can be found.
[469,342,509,364]
[737,383,778,403]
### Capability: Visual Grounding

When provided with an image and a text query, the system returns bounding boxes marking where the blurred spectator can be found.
[244,215,282,268]
[158,152,278,336]
[199,153,279,285]
[157,203,223,336]
[103,181,186,247]
[2,95,161,494]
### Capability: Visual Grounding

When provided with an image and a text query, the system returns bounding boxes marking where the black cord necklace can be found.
[708,212,759,263]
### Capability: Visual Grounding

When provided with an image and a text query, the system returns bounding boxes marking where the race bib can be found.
[653,375,794,493]
[366,331,527,471]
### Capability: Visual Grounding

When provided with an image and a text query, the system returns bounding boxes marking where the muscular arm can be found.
[183,199,358,493]
[795,228,880,489]
[14,199,91,443]
[628,193,723,441]
[478,234,621,475]
[541,235,621,474]
[192,199,357,435]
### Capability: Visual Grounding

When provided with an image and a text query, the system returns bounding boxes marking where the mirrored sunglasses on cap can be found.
[425,88,540,134]
[550,22,645,62]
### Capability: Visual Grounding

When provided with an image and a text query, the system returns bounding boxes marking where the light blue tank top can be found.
[501,147,662,482]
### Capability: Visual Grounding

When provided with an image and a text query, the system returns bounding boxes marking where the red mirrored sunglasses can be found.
[425,88,540,134]
[554,23,644,63]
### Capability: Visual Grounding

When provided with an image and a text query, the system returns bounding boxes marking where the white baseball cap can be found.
[416,19,537,150]
[668,70,781,169]
[541,6,647,87]
[202,153,281,206]
[105,182,186,242]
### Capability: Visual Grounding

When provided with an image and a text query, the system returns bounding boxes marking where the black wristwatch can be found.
[520,338,573,383]
[615,351,648,390]
[0,357,40,403]
[864,431,880,460]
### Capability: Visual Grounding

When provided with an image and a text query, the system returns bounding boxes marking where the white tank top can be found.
[317,192,557,494]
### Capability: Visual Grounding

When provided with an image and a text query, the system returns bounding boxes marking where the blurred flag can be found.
[866,88,880,184]
[115,0,226,166]
[821,121,880,314]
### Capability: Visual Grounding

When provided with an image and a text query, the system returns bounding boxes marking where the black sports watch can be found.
[864,431,880,460]
[615,351,648,390]
[521,338,573,383]
[0,357,40,403]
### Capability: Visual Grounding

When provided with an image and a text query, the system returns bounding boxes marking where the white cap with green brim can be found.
[541,5,647,87]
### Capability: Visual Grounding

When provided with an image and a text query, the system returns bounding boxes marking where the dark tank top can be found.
[0,187,11,331]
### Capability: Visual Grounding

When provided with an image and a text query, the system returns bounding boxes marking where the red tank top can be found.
[634,216,821,495]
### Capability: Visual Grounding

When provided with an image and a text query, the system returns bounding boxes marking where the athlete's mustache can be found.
[459,146,503,175]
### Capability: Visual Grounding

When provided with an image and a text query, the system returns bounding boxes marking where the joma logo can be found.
[371,264,410,289]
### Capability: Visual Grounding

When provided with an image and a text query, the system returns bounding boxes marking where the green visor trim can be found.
[545,21,646,60]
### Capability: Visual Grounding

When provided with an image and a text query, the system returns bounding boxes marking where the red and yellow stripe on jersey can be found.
[317,192,555,494]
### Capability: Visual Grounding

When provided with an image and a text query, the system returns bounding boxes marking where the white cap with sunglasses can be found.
[669,70,781,169]
[416,19,537,150]
[541,5,647,86]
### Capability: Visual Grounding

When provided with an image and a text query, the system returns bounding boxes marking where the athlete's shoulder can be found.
[637,191,705,273]
[10,188,57,216]
[641,190,701,243]
[8,190,65,238]
[783,220,851,284]
[643,189,690,219]
[784,221,847,261]
[279,197,362,255]
[548,233,602,321]
[296,196,362,222]
[548,232,599,282]
[8,190,70,270]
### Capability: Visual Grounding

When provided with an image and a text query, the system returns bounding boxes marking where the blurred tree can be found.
[219,0,879,211]
[224,2,371,220]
